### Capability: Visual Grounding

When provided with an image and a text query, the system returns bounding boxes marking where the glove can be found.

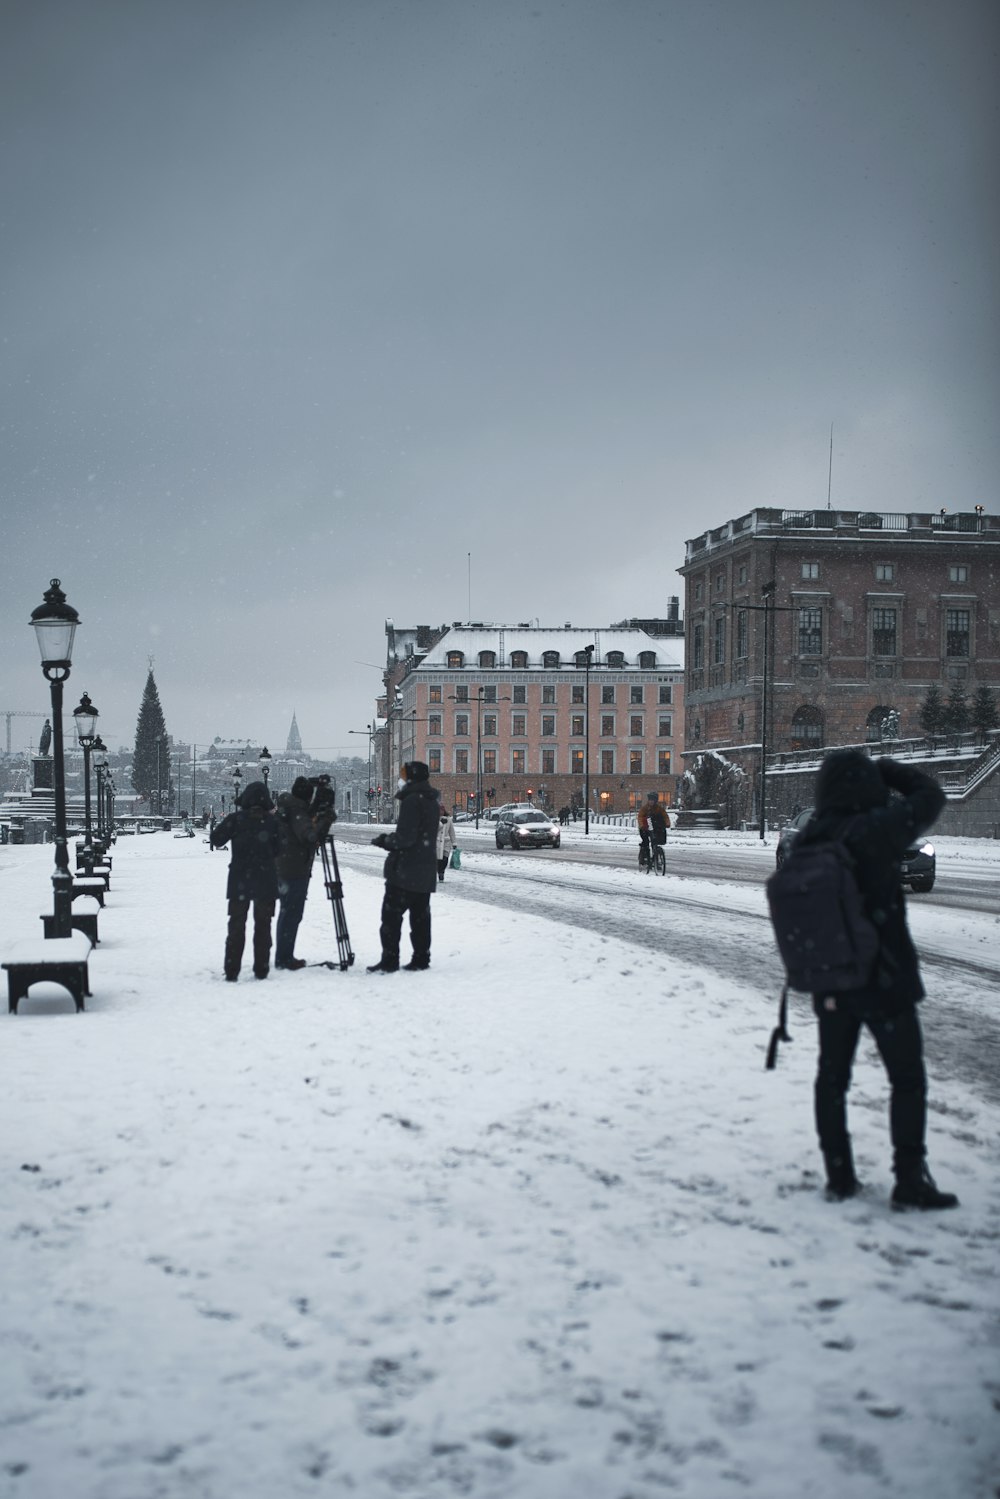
[371,833,389,849]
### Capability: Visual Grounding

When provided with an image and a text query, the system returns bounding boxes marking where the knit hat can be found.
[291,777,313,800]
[401,761,430,783]
[814,749,887,813]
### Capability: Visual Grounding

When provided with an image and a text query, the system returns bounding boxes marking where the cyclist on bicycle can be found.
[637,792,670,868]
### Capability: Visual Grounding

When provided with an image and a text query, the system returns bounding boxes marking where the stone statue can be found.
[39,719,52,756]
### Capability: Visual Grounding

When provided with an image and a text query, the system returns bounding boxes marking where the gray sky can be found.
[3,0,997,756]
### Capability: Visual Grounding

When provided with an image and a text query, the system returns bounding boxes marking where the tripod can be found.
[318,834,355,970]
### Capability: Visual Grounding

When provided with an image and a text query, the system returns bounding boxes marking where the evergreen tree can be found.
[971,684,998,741]
[918,684,945,736]
[132,667,172,806]
[943,680,970,737]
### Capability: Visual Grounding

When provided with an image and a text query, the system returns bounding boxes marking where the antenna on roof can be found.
[827,423,834,510]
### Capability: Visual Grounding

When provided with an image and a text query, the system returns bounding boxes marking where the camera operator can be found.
[274,776,336,970]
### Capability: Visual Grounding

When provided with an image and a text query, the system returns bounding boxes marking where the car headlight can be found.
[919,842,934,857]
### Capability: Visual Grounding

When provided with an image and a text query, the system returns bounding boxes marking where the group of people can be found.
[211,761,457,980]
[211,750,957,1211]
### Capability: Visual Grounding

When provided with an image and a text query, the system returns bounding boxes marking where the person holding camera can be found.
[368,760,440,972]
[273,776,335,970]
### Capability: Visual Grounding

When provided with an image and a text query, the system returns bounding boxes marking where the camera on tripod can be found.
[304,774,337,818]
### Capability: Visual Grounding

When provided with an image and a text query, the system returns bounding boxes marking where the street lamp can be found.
[73,692,100,869]
[583,643,595,835]
[258,746,272,791]
[231,762,243,809]
[29,579,80,938]
[92,736,109,846]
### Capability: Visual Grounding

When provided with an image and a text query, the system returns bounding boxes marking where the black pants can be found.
[225,897,275,978]
[813,1000,927,1176]
[379,884,431,967]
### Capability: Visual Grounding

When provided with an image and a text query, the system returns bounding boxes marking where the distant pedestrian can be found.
[274,777,335,970]
[436,803,457,882]
[210,780,280,981]
[367,761,439,973]
[558,805,571,826]
[800,751,957,1210]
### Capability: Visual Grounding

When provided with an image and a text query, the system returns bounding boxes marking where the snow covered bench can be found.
[71,876,106,907]
[40,895,101,946]
[3,931,94,1014]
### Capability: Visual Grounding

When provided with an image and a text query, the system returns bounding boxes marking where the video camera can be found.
[303,774,337,819]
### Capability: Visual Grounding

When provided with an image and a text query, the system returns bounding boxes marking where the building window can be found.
[510,650,528,669]
[482,749,496,774]
[798,607,823,656]
[658,715,672,737]
[541,749,555,774]
[571,749,584,774]
[790,704,824,750]
[692,624,704,670]
[479,650,496,669]
[875,564,894,582]
[872,608,897,657]
[454,685,469,703]
[606,651,625,668]
[629,750,643,775]
[630,686,643,704]
[949,564,969,583]
[638,651,656,668]
[601,749,615,774]
[429,685,442,704]
[483,685,497,703]
[601,715,615,737]
[713,616,726,665]
[455,749,469,774]
[483,714,497,735]
[572,685,584,704]
[512,749,525,773]
[446,651,464,669]
[571,714,584,736]
[512,714,526,736]
[946,609,970,657]
[574,650,592,668]
[455,714,469,736]
[659,684,673,705]
[542,685,556,704]
[513,685,527,704]
[716,572,725,593]
[658,750,672,775]
[428,749,441,773]
[695,582,703,601]
[542,715,556,736]
[602,685,615,704]
[736,609,748,659]
[738,564,747,584]
[542,650,560,668]
[428,714,441,736]
[801,562,820,580]
[629,715,643,737]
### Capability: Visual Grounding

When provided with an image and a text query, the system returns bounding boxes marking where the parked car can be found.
[495,808,561,850]
[774,806,936,892]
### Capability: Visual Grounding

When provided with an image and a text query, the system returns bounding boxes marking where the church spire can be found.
[286,711,302,755]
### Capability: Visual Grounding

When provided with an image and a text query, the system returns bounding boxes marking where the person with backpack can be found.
[637,792,670,868]
[779,750,957,1210]
[273,777,335,970]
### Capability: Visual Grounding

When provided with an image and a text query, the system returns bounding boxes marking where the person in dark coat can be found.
[800,750,957,1210]
[274,777,334,970]
[210,780,280,981]
[367,760,439,972]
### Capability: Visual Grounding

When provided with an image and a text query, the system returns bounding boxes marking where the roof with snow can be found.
[414,624,684,671]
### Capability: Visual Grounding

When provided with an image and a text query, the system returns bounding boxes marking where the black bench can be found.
[41,895,101,946]
[71,878,106,907]
[3,932,93,1014]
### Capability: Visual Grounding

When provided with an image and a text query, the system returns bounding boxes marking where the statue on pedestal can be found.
[38,719,52,756]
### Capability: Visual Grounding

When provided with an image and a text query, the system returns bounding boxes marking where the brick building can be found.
[379,618,685,818]
[678,507,999,781]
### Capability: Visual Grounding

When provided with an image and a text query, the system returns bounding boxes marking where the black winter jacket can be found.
[210,781,280,902]
[275,790,328,881]
[380,780,440,893]
[799,757,944,1016]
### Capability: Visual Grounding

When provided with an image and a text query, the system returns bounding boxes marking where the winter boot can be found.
[403,958,430,971]
[891,1166,958,1211]
[823,1148,861,1201]
[366,959,399,974]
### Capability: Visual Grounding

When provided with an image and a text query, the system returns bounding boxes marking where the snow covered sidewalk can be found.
[1,836,997,1498]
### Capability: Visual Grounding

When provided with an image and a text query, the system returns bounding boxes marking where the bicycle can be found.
[639,837,667,875]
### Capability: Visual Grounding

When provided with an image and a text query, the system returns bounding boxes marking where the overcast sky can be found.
[2,0,997,757]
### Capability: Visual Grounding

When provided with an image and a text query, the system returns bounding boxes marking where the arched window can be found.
[510,650,528,669]
[606,651,626,669]
[478,650,496,669]
[790,704,824,751]
[638,651,656,669]
[542,650,560,669]
[574,650,591,668]
[446,650,464,669]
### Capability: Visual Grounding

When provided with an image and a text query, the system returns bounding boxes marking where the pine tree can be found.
[944,680,970,737]
[918,684,945,736]
[132,667,172,807]
[971,684,998,741]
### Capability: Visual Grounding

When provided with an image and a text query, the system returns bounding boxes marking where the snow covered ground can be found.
[1,830,998,1499]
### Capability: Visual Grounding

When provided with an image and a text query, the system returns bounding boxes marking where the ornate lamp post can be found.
[93,737,109,845]
[258,746,272,792]
[29,579,80,939]
[73,691,100,869]
[231,763,243,809]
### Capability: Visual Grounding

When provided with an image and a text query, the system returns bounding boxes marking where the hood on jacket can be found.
[238,779,274,812]
[814,749,888,814]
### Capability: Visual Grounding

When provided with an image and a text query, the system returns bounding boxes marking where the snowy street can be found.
[1,831,998,1499]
